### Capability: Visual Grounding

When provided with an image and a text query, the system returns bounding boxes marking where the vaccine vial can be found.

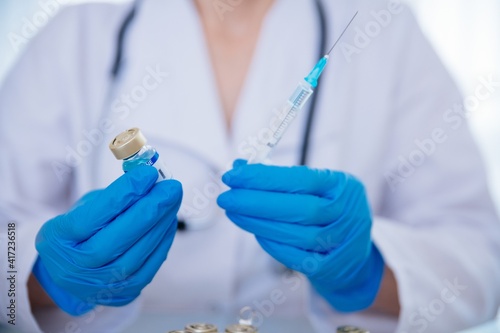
[184,323,218,333]
[109,128,172,182]
[224,324,258,333]
[168,322,258,333]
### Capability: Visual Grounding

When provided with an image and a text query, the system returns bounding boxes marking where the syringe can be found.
[248,11,358,164]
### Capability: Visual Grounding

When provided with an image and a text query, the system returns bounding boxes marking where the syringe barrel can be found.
[247,81,314,164]
[288,81,314,109]
[271,81,313,143]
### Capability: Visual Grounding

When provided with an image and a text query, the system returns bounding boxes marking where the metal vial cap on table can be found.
[109,127,147,160]
[225,324,258,333]
[337,326,369,333]
[185,323,218,333]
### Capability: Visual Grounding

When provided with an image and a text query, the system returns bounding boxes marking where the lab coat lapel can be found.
[113,0,230,171]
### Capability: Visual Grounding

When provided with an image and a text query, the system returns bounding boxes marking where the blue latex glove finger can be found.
[256,235,384,312]
[75,180,182,268]
[225,212,345,251]
[255,232,369,284]
[218,189,340,225]
[112,219,177,301]
[57,195,179,292]
[222,160,344,196]
[53,166,158,242]
[255,236,329,276]
[92,206,178,279]
[91,219,178,307]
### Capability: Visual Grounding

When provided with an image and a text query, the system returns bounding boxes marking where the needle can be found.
[327,11,359,56]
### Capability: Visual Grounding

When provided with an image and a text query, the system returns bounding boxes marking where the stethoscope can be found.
[108,0,329,231]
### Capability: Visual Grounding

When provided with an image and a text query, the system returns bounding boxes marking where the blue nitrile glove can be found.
[33,166,182,316]
[217,160,384,312]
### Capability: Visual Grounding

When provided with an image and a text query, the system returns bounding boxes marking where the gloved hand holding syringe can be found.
[248,11,358,164]
[219,12,385,314]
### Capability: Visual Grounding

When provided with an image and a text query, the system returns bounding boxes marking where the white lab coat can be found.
[1,0,499,332]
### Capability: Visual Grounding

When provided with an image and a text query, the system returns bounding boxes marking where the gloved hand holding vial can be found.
[33,159,182,315]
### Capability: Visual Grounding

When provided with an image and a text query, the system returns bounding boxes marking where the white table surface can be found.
[1,313,499,333]
[121,312,315,333]
[123,314,500,333]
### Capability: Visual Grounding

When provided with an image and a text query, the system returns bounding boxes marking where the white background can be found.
[1,0,499,210]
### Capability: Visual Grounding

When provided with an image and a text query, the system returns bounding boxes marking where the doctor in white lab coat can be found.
[1,0,500,332]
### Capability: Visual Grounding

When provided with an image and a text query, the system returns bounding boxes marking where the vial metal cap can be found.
[225,324,258,333]
[109,127,147,160]
[185,323,218,333]
[337,326,369,333]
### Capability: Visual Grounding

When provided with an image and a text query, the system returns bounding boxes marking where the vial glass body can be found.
[109,128,172,182]
[123,145,171,181]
